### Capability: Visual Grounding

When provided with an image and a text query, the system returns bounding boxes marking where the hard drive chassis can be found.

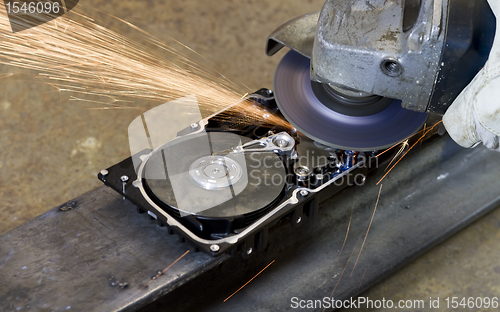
[97,89,370,257]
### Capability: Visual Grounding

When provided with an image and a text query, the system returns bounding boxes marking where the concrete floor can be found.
[1,1,499,311]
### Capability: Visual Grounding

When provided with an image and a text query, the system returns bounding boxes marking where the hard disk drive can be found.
[98,88,372,257]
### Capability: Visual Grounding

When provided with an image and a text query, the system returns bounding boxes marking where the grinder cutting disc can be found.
[274,51,429,151]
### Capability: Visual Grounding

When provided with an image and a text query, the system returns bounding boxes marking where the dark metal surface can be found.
[1,134,500,312]
[274,51,429,151]
[0,187,228,312]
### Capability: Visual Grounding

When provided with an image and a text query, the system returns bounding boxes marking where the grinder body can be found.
[267,0,496,115]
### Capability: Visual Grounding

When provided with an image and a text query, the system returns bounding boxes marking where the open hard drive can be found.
[98,87,381,257]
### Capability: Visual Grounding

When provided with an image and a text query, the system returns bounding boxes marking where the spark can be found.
[385,139,408,171]
[375,121,441,159]
[0,73,14,79]
[0,4,291,129]
[322,205,370,312]
[0,3,261,120]
[338,204,354,258]
[60,0,68,14]
[68,96,136,108]
[212,98,291,129]
[325,225,367,306]
[223,260,275,302]
[375,139,408,158]
[420,123,427,147]
[350,184,382,277]
[376,121,442,185]
[320,204,355,310]
[139,250,190,291]
[356,269,367,296]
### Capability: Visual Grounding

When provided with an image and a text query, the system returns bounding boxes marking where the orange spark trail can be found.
[0,73,13,79]
[384,139,409,172]
[93,7,252,92]
[376,139,409,158]
[376,121,442,185]
[0,3,247,114]
[321,205,368,312]
[223,260,275,302]
[322,229,367,312]
[376,123,437,158]
[0,4,291,128]
[350,184,382,277]
[327,225,367,302]
[140,250,190,291]
[338,205,354,258]
[356,269,367,296]
[420,123,427,147]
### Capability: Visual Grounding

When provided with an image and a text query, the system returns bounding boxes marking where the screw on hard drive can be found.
[210,244,220,252]
[299,189,309,197]
[190,123,198,130]
[120,175,129,199]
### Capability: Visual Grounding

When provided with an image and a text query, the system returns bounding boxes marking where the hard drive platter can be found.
[142,131,287,225]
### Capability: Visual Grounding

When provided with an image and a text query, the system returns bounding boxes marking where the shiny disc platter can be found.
[142,132,286,220]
